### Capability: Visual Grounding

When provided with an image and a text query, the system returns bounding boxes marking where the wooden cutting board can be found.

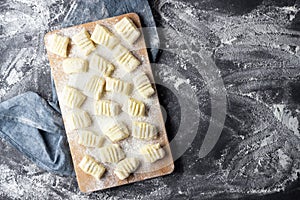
[44,13,174,193]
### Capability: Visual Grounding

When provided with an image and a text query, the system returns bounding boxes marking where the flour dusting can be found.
[1,0,300,199]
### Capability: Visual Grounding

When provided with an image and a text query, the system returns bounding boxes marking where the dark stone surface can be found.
[1,0,300,199]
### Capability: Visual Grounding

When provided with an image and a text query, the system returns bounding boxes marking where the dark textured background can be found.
[1,0,300,199]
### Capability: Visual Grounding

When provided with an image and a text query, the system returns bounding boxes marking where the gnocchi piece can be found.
[114,158,140,180]
[140,143,165,163]
[72,29,95,55]
[95,100,120,116]
[91,24,119,49]
[133,73,155,98]
[78,155,105,179]
[128,98,145,117]
[104,123,129,142]
[49,34,70,57]
[84,76,105,100]
[62,85,86,108]
[114,17,141,44]
[66,110,92,131]
[116,51,140,72]
[89,54,114,77]
[105,77,132,95]
[77,130,104,147]
[98,144,125,163]
[63,58,88,74]
[132,121,157,140]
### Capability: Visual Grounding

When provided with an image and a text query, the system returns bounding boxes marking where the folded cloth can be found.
[0,92,74,176]
[0,0,159,176]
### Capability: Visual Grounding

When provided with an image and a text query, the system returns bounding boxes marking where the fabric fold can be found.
[0,92,74,176]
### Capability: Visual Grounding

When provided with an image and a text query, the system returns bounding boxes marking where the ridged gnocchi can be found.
[89,54,114,77]
[116,51,140,72]
[132,121,157,140]
[46,14,173,189]
[105,77,132,95]
[114,17,140,44]
[91,24,119,49]
[63,58,88,74]
[95,100,120,116]
[77,130,104,147]
[98,144,125,163]
[84,76,105,100]
[62,85,86,108]
[66,110,92,131]
[114,158,140,180]
[50,34,69,57]
[140,143,165,163]
[104,123,129,142]
[78,155,105,179]
[133,73,155,98]
[72,29,95,55]
[128,98,145,117]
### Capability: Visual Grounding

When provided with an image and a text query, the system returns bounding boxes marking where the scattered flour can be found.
[1,0,300,199]
[5,69,23,85]
[273,104,300,136]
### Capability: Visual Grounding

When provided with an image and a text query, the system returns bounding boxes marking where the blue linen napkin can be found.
[0,0,159,176]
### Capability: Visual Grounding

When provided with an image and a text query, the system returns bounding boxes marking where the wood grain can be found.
[44,13,174,193]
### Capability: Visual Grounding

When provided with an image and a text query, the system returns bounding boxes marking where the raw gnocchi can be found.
[133,73,155,98]
[94,100,120,116]
[116,51,140,72]
[78,155,105,179]
[62,85,86,108]
[89,54,114,77]
[50,34,69,57]
[132,121,157,140]
[104,123,129,142]
[84,76,105,100]
[47,16,172,187]
[98,144,125,163]
[114,158,140,180]
[140,143,165,163]
[63,58,88,74]
[77,130,104,147]
[72,29,95,55]
[128,98,145,117]
[91,24,119,49]
[105,77,132,95]
[66,110,92,131]
[114,17,140,44]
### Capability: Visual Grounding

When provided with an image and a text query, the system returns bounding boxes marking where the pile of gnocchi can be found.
[48,17,166,181]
